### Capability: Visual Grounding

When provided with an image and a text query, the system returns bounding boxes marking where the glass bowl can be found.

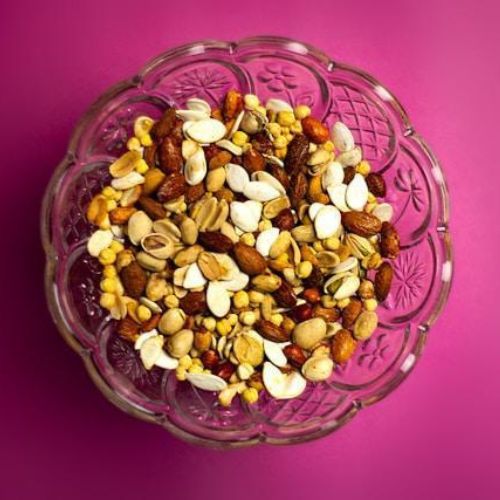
[41,36,452,447]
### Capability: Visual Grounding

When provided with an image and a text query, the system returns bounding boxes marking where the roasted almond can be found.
[380,222,400,259]
[313,305,340,323]
[116,316,141,342]
[185,183,206,203]
[157,173,186,202]
[159,136,183,174]
[274,208,295,230]
[120,261,147,299]
[273,280,297,308]
[255,319,290,342]
[341,211,382,237]
[233,242,267,275]
[138,196,166,220]
[301,116,329,144]
[267,163,290,191]
[283,344,307,368]
[366,173,386,197]
[151,107,176,139]
[285,135,309,174]
[179,291,207,315]
[342,298,362,328]
[198,231,234,253]
[289,171,308,209]
[330,329,357,364]
[208,150,232,170]
[374,261,393,301]
[242,148,266,174]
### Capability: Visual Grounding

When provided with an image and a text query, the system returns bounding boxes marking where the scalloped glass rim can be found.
[41,36,453,448]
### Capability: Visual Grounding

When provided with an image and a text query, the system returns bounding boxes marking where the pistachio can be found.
[315,251,341,268]
[141,233,174,259]
[167,329,194,358]
[292,317,327,350]
[233,333,264,367]
[136,251,167,272]
[159,308,186,335]
[353,311,378,340]
[153,218,181,242]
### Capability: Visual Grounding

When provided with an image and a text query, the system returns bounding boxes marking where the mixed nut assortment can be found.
[85,90,400,406]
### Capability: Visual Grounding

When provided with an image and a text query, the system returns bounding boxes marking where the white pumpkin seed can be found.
[246,200,263,220]
[262,362,307,400]
[140,335,164,370]
[262,154,284,167]
[134,330,159,350]
[346,173,369,211]
[87,229,113,257]
[251,171,286,195]
[176,109,209,122]
[181,139,199,160]
[218,272,249,292]
[336,146,362,167]
[333,256,358,274]
[111,171,145,190]
[154,350,181,370]
[206,281,231,317]
[186,98,211,114]
[327,184,350,212]
[184,147,207,186]
[225,163,249,193]
[228,111,245,137]
[322,161,344,189]
[372,202,394,222]
[216,140,243,156]
[255,227,280,257]
[314,205,341,239]
[230,201,261,232]
[243,181,281,202]
[183,263,207,289]
[186,372,228,392]
[331,122,355,152]
[265,99,293,113]
[263,340,289,368]
[186,118,227,144]
[334,275,361,300]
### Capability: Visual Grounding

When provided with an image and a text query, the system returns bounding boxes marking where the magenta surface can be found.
[1,0,499,499]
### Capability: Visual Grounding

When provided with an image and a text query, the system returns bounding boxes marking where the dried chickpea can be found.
[256,105,267,117]
[137,305,152,322]
[164,294,179,308]
[268,123,281,137]
[270,313,284,326]
[110,240,124,254]
[294,105,311,120]
[242,387,259,404]
[227,313,238,326]
[178,355,193,369]
[188,364,204,375]
[337,298,350,309]
[274,147,287,159]
[102,186,117,199]
[202,317,216,331]
[233,131,248,146]
[258,219,272,231]
[296,260,313,279]
[313,241,324,252]
[356,160,371,175]
[290,121,303,134]
[103,265,117,278]
[106,199,117,211]
[100,293,116,309]
[98,248,116,265]
[135,159,149,174]
[240,311,257,326]
[140,134,153,147]
[240,233,255,246]
[277,111,295,127]
[127,137,141,151]
[175,367,187,381]
[216,319,232,336]
[249,290,264,304]
[273,135,287,149]
[364,299,378,312]
[322,140,335,153]
[323,237,340,250]
[100,278,117,294]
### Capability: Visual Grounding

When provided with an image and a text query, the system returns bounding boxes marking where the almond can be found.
[159,136,183,174]
[313,305,340,323]
[289,303,313,322]
[380,222,400,259]
[116,316,141,342]
[289,171,308,208]
[273,280,297,308]
[255,319,290,342]
[141,313,161,332]
[343,166,356,185]
[157,173,186,202]
[341,298,362,328]
[242,148,266,174]
[283,344,307,368]
[233,242,267,275]
[109,206,136,224]
[341,211,382,237]
[185,183,206,203]
[120,261,147,298]
[201,349,220,369]
[374,261,394,301]
[198,231,234,253]
[143,144,158,169]
[330,329,358,364]
[151,107,176,139]
[285,135,309,174]
[214,361,236,381]
[267,163,290,191]
[274,208,295,230]
[179,291,207,315]
[138,196,166,220]
[301,116,329,144]
[366,173,386,197]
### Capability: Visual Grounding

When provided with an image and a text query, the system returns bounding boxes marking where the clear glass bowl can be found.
[41,36,452,447]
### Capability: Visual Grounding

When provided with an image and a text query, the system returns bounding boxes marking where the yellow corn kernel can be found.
[364,298,378,312]
[290,121,303,134]
[240,311,257,326]
[216,319,232,336]
[178,355,193,369]
[164,294,179,308]
[127,136,142,151]
[240,232,255,246]
[98,248,116,265]
[175,367,187,381]
[313,241,324,252]
[258,219,272,231]
[103,265,117,278]
[367,193,377,204]
[102,186,117,199]
[249,290,264,304]
[242,387,259,404]
[105,199,117,211]
[110,240,124,254]
[277,111,295,127]
[322,140,335,153]
[232,131,249,146]
[270,313,284,327]
[268,122,281,138]
[140,134,153,147]
[337,298,351,309]
[244,94,259,110]
[100,278,117,294]
[136,305,152,322]
[285,133,294,143]
[233,290,250,309]
[191,358,203,368]
[356,160,371,176]
[202,316,216,331]
[188,364,203,374]
[275,147,287,159]
[323,237,340,251]
[99,292,116,309]
[135,159,149,174]
[296,260,313,279]
[294,105,311,120]
[281,126,290,136]
[227,313,238,326]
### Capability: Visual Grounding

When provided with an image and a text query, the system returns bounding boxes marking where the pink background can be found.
[1,0,499,498]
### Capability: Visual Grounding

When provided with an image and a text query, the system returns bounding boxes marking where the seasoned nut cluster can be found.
[85,91,400,405]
